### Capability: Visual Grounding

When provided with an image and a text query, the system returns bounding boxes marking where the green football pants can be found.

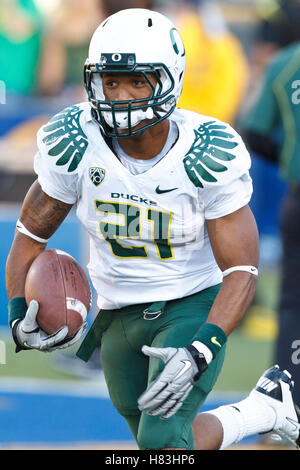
[94,284,225,449]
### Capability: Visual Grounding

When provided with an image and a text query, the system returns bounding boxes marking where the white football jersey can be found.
[34,102,252,310]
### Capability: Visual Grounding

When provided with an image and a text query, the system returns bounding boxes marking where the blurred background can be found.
[0,0,299,450]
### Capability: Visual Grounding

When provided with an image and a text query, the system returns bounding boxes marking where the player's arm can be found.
[205,203,259,335]
[6,179,78,352]
[6,179,73,299]
[138,204,259,419]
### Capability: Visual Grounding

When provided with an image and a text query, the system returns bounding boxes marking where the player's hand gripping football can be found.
[13,300,87,352]
[138,344,209,419]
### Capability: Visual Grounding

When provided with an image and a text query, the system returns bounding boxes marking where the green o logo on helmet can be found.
[170,28,185,57]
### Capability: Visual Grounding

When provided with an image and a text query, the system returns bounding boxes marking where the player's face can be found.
[102,72,156,104]
[101,72,158,136]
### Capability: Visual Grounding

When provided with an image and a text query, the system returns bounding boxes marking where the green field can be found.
[215,329,274,391]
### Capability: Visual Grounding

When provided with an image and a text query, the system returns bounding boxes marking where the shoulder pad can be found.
[38,104,89,173]
[183,120,250,188]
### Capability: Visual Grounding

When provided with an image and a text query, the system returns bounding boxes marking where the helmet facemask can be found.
[84,53,177,138]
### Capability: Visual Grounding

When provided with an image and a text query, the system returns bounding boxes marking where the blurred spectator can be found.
[38,0,105,100]
[243,40,300,405]
[164,0,249,125]
[0,0,43,95]
[246,0,300,112]
[255,0,300,50]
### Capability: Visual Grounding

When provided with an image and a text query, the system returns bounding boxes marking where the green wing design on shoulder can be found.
[42,105,88,172]
[183,121,238,188]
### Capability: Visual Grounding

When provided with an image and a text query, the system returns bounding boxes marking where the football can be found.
[25,249,92,338]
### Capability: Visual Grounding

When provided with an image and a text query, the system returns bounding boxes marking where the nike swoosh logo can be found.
[286,416,300,433]
[211,337,222,348]
[174,360,192,380]
[155,186,178,194]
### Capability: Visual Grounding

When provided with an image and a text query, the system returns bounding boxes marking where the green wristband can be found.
[8,297,28,327]
[193,323,227,359]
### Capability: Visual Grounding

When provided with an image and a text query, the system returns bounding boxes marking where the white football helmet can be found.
[84,8,186,137]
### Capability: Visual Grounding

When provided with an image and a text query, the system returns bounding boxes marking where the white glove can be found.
[13,300,87,352]
[138,344,210,419]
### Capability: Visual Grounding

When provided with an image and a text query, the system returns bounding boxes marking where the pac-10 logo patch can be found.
[89,167,105,186]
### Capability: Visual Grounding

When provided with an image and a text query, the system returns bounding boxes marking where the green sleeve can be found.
[244,64,280,135]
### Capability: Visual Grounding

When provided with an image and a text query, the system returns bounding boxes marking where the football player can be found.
[6,9,300,450]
